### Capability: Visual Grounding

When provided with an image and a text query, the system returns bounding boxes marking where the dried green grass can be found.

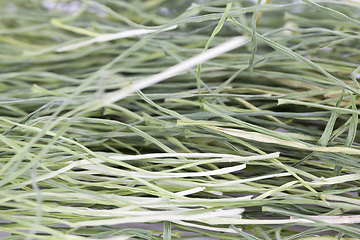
[1,0,360,239]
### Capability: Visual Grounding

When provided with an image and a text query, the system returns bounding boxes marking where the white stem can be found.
[103,36,249,105]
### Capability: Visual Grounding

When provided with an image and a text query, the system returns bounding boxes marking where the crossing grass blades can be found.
[1,0,360,239]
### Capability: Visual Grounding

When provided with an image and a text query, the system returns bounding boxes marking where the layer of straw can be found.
[1,0,360,239]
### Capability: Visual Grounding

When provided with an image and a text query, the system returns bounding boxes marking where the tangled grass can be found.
[1,0,360,239]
